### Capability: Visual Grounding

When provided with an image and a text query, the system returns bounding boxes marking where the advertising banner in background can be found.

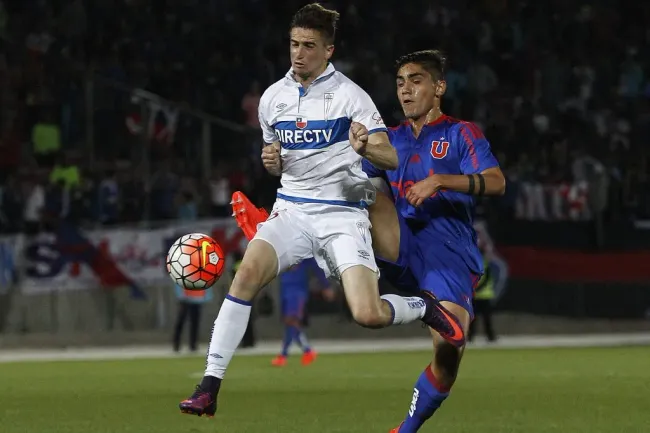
[13,219,247,296]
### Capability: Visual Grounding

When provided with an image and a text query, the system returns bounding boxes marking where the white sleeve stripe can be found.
[368,127,388,135]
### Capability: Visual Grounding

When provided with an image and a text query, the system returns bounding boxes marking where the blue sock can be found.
[398,365,450,432]
[280,325,295,356]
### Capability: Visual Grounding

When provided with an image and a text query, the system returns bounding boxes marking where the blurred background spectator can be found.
[172,281,214,353]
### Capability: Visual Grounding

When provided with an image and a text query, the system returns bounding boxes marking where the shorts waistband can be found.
[277,193,369,209]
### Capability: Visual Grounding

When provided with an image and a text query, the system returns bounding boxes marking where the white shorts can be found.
[253,198,378,279]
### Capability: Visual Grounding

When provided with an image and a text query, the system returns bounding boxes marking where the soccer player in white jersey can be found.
[179,3,465,419]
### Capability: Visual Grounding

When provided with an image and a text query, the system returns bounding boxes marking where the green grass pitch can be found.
[1,346,649,432]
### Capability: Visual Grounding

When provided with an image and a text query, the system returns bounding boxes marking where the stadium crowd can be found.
[0,0,649,233]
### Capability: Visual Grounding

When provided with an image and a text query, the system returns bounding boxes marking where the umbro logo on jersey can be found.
[357,250,370,260]
[296,117,308,129]
[275,103,287,111]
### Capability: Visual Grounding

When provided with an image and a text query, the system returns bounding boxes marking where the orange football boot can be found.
[301,350,317,366]
[231,191,269,241]
[271,355,287,366]
[389,423,403,432]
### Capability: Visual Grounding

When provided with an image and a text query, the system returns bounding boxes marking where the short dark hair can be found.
[290,3,340,44]
[395,50,447,81]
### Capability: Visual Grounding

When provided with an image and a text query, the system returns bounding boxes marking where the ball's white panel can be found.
[171,261,183,277]
[178,253,191,267]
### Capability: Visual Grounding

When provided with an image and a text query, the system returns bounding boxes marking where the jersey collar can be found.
[285,63,336,88]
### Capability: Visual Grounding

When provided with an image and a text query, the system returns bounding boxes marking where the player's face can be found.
[396,63,442,119]
[290,27,333,80]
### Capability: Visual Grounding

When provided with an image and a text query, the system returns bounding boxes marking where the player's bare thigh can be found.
[340,264,390,328]
[229,239,279,300]
[232,203,312,301]
[310,203,391,328]
[368,190,401,263]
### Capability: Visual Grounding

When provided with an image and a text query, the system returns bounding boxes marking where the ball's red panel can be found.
[184,272,201,283]
[180,245,196,255]
[189,250,202,267]
[199,270,214,281]
[182,263,199,276]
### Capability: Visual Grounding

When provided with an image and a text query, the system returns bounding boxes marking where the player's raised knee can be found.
[229,261,264,298]
[349,305,386,328]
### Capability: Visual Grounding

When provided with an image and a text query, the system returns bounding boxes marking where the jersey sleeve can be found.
[455,122,499,174]
[257,92,277,144]
[347,84,388,135]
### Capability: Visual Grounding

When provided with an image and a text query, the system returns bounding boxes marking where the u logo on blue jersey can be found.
[430,141,450,159]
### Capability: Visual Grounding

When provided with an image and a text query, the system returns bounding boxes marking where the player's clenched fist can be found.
[262,143,282,176]
[406,176,442,207]
[349,121,369,155]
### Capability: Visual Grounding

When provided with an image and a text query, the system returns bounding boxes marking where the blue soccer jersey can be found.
[363,115,499,313]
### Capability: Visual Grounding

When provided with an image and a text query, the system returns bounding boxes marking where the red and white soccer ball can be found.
[166,233,225,290]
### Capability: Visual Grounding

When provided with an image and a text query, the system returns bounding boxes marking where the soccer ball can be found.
[166,233,225,290]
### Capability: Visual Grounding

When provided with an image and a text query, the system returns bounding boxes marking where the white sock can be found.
[380,294,426,325]
[297,331,311,351]
[204,296,252,379]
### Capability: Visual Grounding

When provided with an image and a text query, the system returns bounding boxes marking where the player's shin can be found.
[281,324,298,356]
[398,364,451,432]
[380,294,426,324]
[203,295,253,383]
[202,239,279,385]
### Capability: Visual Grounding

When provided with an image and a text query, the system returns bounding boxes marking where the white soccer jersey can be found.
[258,63,387,207]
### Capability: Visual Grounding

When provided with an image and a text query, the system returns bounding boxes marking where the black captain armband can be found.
[467,175,475,195]
[477,174,486,195]
[466,174,486,196]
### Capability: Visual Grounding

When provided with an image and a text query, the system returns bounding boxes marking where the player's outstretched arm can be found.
[428,166,506,196]
[349,122,398,170]
[261,142,282,176]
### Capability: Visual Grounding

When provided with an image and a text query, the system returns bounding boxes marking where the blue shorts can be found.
[281,291,308,319]
[377,213,480,318]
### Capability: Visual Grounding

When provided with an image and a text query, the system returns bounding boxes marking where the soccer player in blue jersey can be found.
[358,50,506,433]
[272,257,332,367]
